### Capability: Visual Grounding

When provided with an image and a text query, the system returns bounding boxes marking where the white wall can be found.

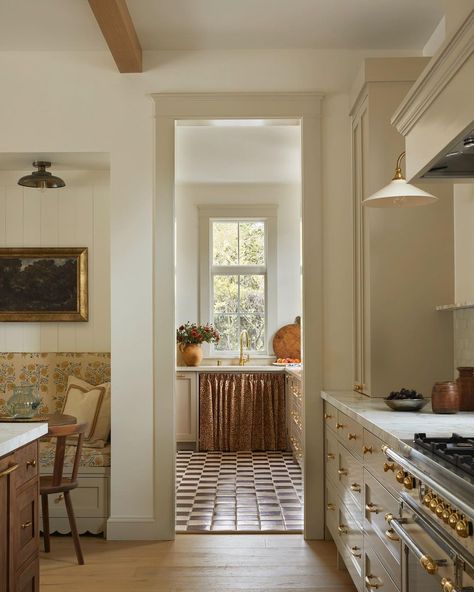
[0,47,420,537]
[0,169,110,352]
[175,182,301,352]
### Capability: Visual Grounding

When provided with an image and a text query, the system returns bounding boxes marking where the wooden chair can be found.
[40,423,87,565]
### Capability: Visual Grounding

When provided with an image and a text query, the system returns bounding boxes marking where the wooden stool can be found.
[40,423,86,565]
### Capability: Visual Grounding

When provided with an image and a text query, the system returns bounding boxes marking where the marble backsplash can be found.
[454,308,474,371]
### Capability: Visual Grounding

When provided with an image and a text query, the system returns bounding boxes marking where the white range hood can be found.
[391,9,474,181]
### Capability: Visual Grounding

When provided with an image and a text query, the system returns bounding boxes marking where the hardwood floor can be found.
[40,534,356,591]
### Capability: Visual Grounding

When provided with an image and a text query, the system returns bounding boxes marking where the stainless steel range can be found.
[383,434,474,592]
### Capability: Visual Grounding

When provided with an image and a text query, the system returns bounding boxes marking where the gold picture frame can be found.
[0,247,88,322]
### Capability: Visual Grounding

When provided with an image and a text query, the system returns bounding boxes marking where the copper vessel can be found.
[457,367,474,411]
[431,381,459,414]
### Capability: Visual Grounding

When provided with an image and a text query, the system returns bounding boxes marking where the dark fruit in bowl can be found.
[386,388,424,401]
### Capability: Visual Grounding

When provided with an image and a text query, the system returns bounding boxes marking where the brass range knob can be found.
[441,506,452,523]
[403,475,415,490]
[422,492,433,507]
[449,512,460,529]
[441,578,455,592]
[455,518,470,538]
[396,470,406,484]
[430,497,439,512]
[435,503,446,518]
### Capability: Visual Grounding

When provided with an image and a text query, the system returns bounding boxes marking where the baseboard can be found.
[106,516,174,540]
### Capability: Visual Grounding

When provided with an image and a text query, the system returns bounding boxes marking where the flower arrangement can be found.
[176,322,220,345]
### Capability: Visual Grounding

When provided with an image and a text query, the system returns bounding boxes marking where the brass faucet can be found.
[239,330,250,366]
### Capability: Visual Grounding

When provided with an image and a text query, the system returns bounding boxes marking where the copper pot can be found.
[457,367,474,411]
[431,381,459,414]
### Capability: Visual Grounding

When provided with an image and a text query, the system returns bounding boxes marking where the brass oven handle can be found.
[365,575,382,589]
[0,464,19,478]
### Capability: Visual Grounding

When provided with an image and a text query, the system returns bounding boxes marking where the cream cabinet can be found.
[324,400,402,592]
[286,373,303,467]
[176,372,198,443]
[350,58,454,397]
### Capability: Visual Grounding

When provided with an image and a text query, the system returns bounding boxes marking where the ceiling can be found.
[175,122,301,184]
[0,152,110,171]
[0,0,443,51]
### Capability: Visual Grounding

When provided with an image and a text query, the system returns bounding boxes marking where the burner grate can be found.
[414,433,474,477]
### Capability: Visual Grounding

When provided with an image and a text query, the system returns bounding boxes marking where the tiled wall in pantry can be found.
[454,309,474,371]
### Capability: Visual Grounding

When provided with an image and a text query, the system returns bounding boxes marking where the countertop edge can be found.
[0,422,48,458]
[321,390,407,451]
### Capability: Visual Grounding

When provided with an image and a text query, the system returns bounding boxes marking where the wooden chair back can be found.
[47,423,87,489]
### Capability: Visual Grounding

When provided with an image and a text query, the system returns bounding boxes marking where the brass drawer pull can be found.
[337,524,347,534]
[0,464,19,478]
[324,413,332,420]
[21,521,32,529]
[326,453,335,460]
[365,503,380,514]
[365,575,382,589]
[326,503,336,511]
[26,459,36,468]
[383,462,395,472]
[54,494,64,504]
[348,433,357,441]
[336,423,344,430]
[363,446,373,454]
[350,546,362,558]
[338,468,348,476]
[350,483,361,493]
[384,528,399,542]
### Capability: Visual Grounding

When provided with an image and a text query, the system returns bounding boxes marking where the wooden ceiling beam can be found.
[88,0,142,73]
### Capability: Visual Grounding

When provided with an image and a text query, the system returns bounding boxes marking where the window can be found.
[200,206,277,356]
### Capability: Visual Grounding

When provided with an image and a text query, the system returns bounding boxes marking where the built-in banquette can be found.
[0,353,111,535]
[323,391,406,592]
[0,423,48,592]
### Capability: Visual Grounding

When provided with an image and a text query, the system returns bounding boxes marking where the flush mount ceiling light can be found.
[18,161,66,189]
[363,152,437,208]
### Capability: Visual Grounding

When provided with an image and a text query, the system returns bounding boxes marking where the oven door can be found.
[387,500,468,592]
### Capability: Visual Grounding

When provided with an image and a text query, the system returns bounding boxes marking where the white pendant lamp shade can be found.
[363,152,438,208]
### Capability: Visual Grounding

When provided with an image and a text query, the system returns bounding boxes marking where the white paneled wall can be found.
[0,170,110,352]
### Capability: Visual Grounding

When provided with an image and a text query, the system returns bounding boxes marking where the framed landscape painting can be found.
[0,248,88,321]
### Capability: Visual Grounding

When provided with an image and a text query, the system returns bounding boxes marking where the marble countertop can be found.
[322,390,474,450]
[0,422,48,458]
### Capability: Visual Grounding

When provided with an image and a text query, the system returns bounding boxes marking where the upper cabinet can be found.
[392,9,474,181]
[350,58,455,397]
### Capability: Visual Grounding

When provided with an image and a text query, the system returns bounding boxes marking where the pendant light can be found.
[363,152,437,208]
[18,161,66,189]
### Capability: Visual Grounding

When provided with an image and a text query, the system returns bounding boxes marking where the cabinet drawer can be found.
[364,470,401,588]
[41,476,108,520]
[16,554,39,592]
[363,430,403,495]
[364,542,399,592]
[338,444,363,524]
[325,429,338,484]
[324,402,338,433]
[338,501,363,591]
[13,479,39,571]
[13,442,38,489]
[325,480,338,536]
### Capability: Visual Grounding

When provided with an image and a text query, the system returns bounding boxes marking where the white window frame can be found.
[199,205,278,357]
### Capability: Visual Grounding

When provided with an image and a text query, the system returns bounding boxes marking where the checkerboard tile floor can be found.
[176,450,303,533]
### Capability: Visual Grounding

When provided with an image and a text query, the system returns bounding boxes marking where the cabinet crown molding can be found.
[391,10,474,137]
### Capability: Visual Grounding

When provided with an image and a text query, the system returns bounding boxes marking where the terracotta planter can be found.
[431,381,459,414]
[179,343,203,367]
[457,367,474,411]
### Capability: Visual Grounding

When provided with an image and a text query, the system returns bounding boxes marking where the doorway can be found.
[153,92,323,540]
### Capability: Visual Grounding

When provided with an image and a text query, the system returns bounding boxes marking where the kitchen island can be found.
[0,422,48,591]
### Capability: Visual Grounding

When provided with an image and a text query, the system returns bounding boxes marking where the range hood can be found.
[423,128,474,179]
